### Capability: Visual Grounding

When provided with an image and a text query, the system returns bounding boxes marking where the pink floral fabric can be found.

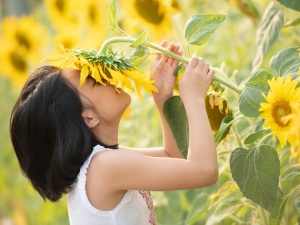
[138,191,157,225]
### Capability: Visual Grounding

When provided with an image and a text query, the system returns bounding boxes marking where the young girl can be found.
[10,41,217,225]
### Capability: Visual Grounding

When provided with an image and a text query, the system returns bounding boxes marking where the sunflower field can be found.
[0,0,300,224]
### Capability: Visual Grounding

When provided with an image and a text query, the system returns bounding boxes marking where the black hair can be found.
[9,66,114,202]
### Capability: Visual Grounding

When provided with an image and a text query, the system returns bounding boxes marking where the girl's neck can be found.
[93,122,119,148]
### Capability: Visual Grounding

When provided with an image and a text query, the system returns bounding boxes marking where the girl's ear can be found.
[81,111,100,128]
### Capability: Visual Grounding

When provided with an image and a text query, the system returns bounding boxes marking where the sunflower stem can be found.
[232,123,243,148]
[257,131,273,146]
[98,37,242,94]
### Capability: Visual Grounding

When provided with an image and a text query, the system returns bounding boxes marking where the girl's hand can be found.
[179,56,215,106]
[151,40,183,100]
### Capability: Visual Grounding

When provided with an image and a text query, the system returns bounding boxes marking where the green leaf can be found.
[252,2,283,72]
[184,14,226,46]
[281,164,300,181]
[244,129,270,145]
[295,197,300,214]
[214,115,234,146]
[239,70,274,117]
[129,30,148,48]
[269,47,300,77]
[163,96,189,158]
[174,63,184,77]
[278,0,300,12]
[129,46,151,67]
[107,0,130,36]
[230,145,280,212]
[269,190,288,225]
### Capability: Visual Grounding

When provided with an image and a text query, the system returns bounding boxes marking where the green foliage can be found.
[252,2,283,72]
[230,145,280,212]
[74,48,132,70]
[281,164,300,181]
[269,192,288,225]
[129,30,148,48]
[278,0,300,12]
[213,115,234,146]
[269,47,300,77]
[107,0,129,37]
[244,129,270,145]
[129,45,151,67]
[208,182,242,217]
[184,14,226,46]
[295,197,300,213]
[284,16,300,27]
[163,96,189,158]
[239,69,273,117]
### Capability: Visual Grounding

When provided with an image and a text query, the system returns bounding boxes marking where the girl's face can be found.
[63,69,131,123]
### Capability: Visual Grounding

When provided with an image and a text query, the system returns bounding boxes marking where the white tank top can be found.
[67,145,157,225]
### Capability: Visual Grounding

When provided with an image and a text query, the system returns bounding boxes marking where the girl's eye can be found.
[87,76,97,86]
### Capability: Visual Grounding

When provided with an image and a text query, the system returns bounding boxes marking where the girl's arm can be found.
[88,56,218,194]
[122,41,184,158]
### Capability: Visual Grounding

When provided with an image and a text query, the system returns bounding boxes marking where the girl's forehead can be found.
[62,69,81,87]
[62,69,80,79]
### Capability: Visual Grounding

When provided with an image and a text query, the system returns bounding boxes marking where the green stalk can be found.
[231,123,243,148]
[98,37,242,94]
[257,132,272,146]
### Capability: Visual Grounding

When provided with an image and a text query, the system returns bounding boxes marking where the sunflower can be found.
[78,0,108,28]
[44,0,78,30]
[282,103,300,163]
[205,92,233,132]
[46,45,158,98]
[0,43,30,86]
[53,24,81,49]
[259,75,300,147]
[119,0,176,41]
[0,16,48,61]
[0,16,48,86]
[298,48,300,74]
[77,0,108,49]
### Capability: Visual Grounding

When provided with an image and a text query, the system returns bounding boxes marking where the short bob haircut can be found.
[10,66,99,202]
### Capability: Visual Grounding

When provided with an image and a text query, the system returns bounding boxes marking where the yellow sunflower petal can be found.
[122,69,158,96]
[90,65,106,86]
[98,64,113,83]
[106,67,134,91]
[80,64,90,86]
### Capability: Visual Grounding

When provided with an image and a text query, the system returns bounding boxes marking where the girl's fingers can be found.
[188,56,200,69]
[151,58,166,79]
[202,63,210,74]
[207,67,215,80]
[195,57,205,71]
[154,40,182,68]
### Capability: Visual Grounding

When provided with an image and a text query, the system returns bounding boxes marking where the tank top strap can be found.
[77,144,114,216]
